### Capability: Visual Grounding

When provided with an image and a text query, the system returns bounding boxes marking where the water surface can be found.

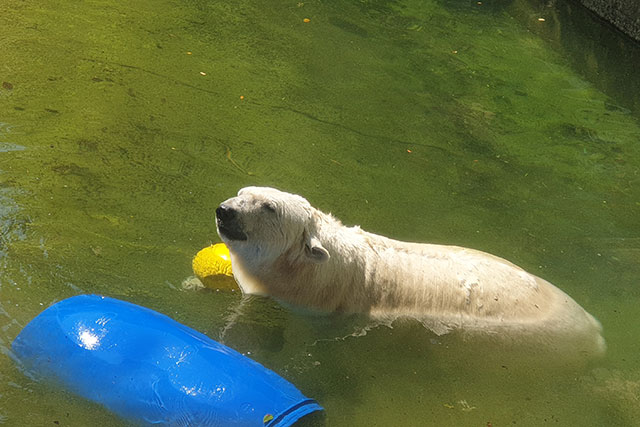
[1,0,639,425]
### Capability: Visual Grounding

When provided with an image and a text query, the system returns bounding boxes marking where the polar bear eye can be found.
[261,202,277,214]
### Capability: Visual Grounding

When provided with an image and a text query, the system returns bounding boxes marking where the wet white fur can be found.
[217,187,605,356]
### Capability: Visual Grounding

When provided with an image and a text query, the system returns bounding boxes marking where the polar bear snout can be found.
[216,204,235,221]
[216,204,248,241]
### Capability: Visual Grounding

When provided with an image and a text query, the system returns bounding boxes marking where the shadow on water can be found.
[222,295,605,373]
[438,0,640,117]
[507,0,640,116]
[218,295,623,426]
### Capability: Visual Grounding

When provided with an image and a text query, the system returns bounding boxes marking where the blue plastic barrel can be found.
[11,295,322,426]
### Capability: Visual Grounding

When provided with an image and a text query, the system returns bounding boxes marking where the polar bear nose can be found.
[216,204,236,222]
[216,204,248,241]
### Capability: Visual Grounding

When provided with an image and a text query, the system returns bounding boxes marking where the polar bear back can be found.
[364,236,597,330]
[364,239,554,318]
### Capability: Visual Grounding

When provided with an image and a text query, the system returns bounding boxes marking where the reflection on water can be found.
[0,122,25,153]
[1,0,639,425]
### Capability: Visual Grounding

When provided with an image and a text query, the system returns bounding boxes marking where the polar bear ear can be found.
[305,235,330,264]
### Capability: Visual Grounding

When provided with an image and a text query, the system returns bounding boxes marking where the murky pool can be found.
[1,0,639,425]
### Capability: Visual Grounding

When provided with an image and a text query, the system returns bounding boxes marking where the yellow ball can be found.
[192,243,233,280]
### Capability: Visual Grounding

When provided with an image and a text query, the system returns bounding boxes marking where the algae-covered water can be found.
[1,0,640,425]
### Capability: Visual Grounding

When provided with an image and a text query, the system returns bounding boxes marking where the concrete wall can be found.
[574,0,640,41]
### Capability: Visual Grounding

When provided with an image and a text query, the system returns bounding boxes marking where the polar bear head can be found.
[215,187,330,269]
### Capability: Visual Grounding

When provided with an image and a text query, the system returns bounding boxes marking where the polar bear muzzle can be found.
[216,204,248,241]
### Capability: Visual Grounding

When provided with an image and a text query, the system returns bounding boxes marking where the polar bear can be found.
[215,186,605,356]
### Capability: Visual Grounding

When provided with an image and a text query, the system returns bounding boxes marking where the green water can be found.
[1,0,640,425]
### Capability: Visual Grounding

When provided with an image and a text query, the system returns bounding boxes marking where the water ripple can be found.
[0,122,25,152]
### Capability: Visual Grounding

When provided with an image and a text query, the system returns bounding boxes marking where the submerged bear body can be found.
[216,187,605,356]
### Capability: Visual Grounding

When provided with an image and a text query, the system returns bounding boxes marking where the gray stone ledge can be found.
[574,0,640,41]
